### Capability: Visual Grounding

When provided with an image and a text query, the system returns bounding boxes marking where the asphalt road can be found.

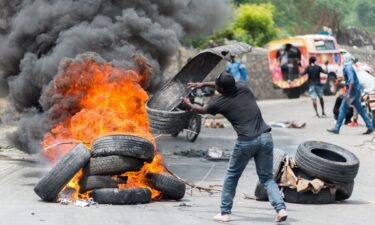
[0,96,374,225]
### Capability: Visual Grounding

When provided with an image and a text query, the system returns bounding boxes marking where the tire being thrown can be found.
[91,188,151,205]
[146,103,192,135]
[295,141,359,183]
[147,173,186,200]
[92,135,155,163]
[84,155,144,176]
[34,143,91,202]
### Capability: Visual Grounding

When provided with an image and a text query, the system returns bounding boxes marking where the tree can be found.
[357,0,375,27]
[219,3,279,46]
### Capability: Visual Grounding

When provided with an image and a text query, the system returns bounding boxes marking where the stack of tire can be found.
[34,134,186,204]
[254,141,359,204]
[290,141,359,204]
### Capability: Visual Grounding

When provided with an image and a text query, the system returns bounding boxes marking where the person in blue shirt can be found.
[327,53,374,134]
[226,54,248,85]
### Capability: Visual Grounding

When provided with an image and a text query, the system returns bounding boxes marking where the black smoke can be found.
[1,0,229,154]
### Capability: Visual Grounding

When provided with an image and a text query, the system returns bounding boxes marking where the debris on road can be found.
[207,147,230,161]
[269,121,306,128]
[203,119,225,128]
[173,147,231,161]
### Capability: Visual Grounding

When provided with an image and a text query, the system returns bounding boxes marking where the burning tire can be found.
[79,175,127,193]
[84,155,144,176]
[254,148,286,201]
[91,188,151,205]
[92,135,155,163]
[295,141,359,183]
[34,143,91,202]
[282,187,336,204]
[146,103,192,135]
[147,173,186,200]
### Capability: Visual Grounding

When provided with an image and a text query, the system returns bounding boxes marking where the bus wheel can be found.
[285,87,300,99]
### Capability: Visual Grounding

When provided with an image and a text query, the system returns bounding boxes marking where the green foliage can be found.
[217,3,279,47]
[185,0,375,49]
[357,0,375,27]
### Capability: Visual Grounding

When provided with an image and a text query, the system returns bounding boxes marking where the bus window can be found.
[315,40,336,51]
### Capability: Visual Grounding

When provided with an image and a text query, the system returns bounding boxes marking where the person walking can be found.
[226,54,248,85]
[327,53,374,134]
[182,72,287,223]
[301,56,328,117]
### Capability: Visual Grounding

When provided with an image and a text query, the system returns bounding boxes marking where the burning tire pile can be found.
[254,141,359,204]
[34,135,186,205]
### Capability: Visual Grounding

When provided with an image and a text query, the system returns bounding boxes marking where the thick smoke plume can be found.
[1,0,229,154]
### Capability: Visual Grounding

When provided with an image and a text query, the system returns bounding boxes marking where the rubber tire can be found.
[285,87,300,99]
[254,148,287,201]
[91,188,151,205]
[372,111,375,128]
[336,181,354,201]
[186,114,201,143]
[146,103,192,135]
[84,155,144,176]
[79,176,127,193]
[92,135,155,163]
[283,187,336,204]
[34,143,91,202]
[293,168,353,201]
[295,141,359,183]
[147,173,186,200]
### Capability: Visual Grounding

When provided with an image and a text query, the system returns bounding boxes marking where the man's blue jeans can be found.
[336,92,373,130]
[220,132,286,214]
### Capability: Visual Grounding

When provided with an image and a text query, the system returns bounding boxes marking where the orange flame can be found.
[42,56,164,200]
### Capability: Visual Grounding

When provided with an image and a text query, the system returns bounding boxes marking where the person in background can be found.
[301,56,328,118]
[327,53,374,135]
[226,54,248,86]
[182,72,287,223]
[276,43,301,81]
[346,64,375,127]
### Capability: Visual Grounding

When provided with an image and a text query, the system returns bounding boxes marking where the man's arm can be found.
[182,98,208,114]
[301,67,308,76]
[187,82,216,89]
[321,61,329,74]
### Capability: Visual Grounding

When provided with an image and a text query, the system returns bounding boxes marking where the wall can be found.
[163,45,375,100]
[163,47,286,100]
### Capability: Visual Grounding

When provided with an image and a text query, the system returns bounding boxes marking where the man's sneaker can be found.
[275,209,288,222]
[363,128,374,135]
[213,213,230,222]
[327,128,339,134]
[348,121,358,127]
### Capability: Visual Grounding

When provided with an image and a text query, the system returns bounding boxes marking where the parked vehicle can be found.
[268,35,342,98]
[172,88,214,142]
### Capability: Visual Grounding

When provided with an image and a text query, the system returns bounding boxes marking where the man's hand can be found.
[182,97,192,109]
[325,60,329,66]
[187,82,204,90]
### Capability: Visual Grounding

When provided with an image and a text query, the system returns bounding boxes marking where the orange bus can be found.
[268,35,342,98]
